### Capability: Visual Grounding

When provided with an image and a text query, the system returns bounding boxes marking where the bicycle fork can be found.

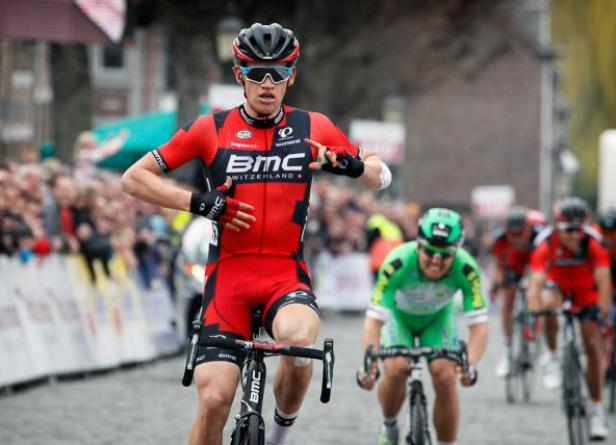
[232,354,267,443]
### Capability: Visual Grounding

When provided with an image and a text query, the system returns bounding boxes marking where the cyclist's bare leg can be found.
[501,286,516,339]
[544,314,559,352]
[378,357,410,417]
[580,320,603,402]
[189,362,240,445]
[429,358,459,443]
[542,289,560,353]
[271,304,320,414]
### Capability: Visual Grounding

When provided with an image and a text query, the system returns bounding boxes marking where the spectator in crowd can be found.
[43,172,79,254]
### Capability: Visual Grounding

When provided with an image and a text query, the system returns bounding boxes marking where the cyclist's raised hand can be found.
[189,176,255,232]
[305,138,365,178]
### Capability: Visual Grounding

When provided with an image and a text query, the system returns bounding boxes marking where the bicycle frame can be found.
[232,348,267,444]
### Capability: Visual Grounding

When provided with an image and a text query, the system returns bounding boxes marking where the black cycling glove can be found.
[189,182,239,223]
[321,146,365,178]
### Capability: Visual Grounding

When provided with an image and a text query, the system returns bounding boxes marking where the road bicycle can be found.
[505,286,540,403]
[532,296,589,445]
[363,340,471,445]
[183,309,334,445]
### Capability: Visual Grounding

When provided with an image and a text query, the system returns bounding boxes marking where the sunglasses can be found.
[557,223,583,233]
[418,240,457,259]
[240,65,294,84]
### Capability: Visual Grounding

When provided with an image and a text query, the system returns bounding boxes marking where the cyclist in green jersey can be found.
[358,208,489,445]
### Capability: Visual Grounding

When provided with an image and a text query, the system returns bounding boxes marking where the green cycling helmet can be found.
[417,208,465,249]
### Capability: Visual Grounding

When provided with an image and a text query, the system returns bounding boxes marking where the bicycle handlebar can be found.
[364,341,471,376]
[200,336,335,404]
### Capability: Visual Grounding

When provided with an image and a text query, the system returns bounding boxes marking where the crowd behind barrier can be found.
[0,146,492,387]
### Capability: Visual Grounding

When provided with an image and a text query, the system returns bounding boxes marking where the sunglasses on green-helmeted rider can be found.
[418,239,457,259]
[240,66,294,84]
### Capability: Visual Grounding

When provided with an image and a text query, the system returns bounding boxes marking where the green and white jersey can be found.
[368,241,488,326]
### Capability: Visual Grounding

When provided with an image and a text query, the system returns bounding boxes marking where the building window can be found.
[103,44,124,68]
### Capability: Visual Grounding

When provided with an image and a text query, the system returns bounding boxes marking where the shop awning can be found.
[94,107,209,171]
[0,0,125,44]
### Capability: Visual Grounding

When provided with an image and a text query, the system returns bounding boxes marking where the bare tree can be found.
[50,43,91,165]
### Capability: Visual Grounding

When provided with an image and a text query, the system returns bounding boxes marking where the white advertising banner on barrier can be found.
[0,257,38,386]
[314,252,373,310]
[14,260,63,378]
[0,254,180,388]
[43,256,95,372]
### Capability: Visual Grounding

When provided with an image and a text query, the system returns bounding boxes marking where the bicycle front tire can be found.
[563,346,587,445]
[408,392,430,445]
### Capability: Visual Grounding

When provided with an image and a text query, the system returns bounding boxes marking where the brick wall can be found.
[402,44,541,209]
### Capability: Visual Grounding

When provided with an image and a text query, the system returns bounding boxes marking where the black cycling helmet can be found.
[232,23,300,65]
[598,207,616,231]
[505,207,528,232]
[554,197,590,226]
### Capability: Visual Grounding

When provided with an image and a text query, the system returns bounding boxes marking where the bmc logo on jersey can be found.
[227,153,305,173]
[278,127,293,139]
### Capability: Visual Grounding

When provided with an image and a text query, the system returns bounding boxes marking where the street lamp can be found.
[382,87,408,199]
[216,4,243,69]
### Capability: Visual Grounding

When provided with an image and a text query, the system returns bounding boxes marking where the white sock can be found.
[266,406,298,445]
[437,441,457,445]
[590,401,603,416]
[382,416,398,436]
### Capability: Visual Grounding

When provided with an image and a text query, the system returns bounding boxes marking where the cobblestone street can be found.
[1,312,606,445]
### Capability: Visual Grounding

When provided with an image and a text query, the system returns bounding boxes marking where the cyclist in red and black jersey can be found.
[527,197,612,440]
[597,208,616,319]
[121,23,390,445]
[491,207,546,377]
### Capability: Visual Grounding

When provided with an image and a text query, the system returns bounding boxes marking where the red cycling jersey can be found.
[491,225,543,277]
[152,105,361,363]
[153,105,360,262]
[530,226,610,307]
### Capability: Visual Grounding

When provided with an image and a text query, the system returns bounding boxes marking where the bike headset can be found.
[416,208,465,254]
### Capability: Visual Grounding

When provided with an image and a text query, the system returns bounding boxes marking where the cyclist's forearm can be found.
[122,163,191,211]
[362,316,384,351]
[595,267,612,317]
[467,322,488,366]
[526,271,545,311]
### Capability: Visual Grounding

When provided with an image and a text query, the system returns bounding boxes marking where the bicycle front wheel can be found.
[408,391,430,445]
[563,347,587,445]
[566,407,587,445]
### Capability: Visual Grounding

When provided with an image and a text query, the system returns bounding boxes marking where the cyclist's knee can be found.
[195,382,235,419]
[383,357,410,383]
[430,361,457,392]
[273,308,319,347]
